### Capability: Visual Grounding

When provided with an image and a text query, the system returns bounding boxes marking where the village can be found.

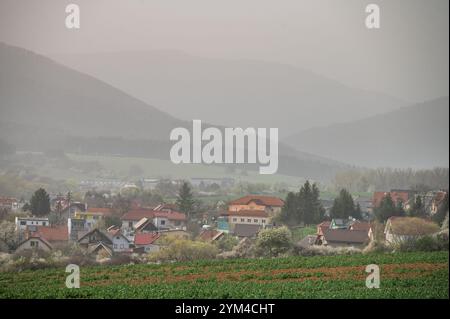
[0,181,448,267]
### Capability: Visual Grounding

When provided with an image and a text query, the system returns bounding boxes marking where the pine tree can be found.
[330,189,355,219]
[30,188,51,217]
[374,194,404,222]
[176,182,195,219]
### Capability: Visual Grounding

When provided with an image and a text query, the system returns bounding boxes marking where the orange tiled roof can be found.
[34,225,69,242]
[229,195,284,207]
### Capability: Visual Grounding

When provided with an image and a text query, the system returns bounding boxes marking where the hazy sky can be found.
[0,0,448,102]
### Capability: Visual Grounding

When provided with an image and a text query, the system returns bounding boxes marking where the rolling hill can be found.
[283,97,449,168]
[51,50,405,137]
[0,43,348,181]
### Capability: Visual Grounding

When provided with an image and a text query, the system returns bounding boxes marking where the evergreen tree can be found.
[176,182,195,218]
[280,181,324,226]
[30,188,51,217]
[409,196,426,218]
[330,189,355,219]
[374,194,404,222]
[279,192,299,226]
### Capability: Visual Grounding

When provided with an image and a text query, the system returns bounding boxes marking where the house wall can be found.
[228,215,267,226]
[16,239,51,252]
[15,218,49,231]
[112,236,131,252]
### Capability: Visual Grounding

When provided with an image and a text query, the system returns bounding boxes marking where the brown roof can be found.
[33,225,69,242]
[229,195,284,207]
[386,216,440,236]
[233,224,262,237]
[198,229,224,242]
[322,229,369,245]
[121,209,156,221]
[225,210,269,218]
[350,221,372,232]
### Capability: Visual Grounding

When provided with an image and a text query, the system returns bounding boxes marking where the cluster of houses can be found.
[14,203,188,257]
[8,189,448,256]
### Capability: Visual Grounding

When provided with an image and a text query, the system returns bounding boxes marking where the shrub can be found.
[255,226,292,257]
[148,239,218,262]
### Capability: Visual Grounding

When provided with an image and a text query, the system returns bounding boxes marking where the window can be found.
[233,218,237,222]
[30,241,38,247]
[113,244,118,249]
[20,221,26,225]
[161,220,166,225]
[262,219,266,223]
[241,218,245,222]
[128,221,133,228]
[247,219,251,223]
[43,222,46,226]
[254,219,258,223]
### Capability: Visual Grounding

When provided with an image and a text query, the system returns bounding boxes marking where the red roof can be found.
[134,232,160,245]
[121,209,156,221]
[225,210,269,218]
[121,209,186,221]
[33,225,69,242]
[372,191,410,208]
[229,195,284,207]
[153,211,186,221]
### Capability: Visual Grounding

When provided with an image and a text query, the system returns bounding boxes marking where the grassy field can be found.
[27,152,304,186]
[0,251,447,299]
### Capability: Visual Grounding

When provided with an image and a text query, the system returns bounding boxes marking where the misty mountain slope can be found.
[51,51,405,137]
[0,43,350,181]
[283,97,449,168]
[0,43,183,140]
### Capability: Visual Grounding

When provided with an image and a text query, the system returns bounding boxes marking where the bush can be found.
[148,239,218,262]
[255,226,292,257]
[396,233,449,252]
[363,240,391,254]
[293,244,361,257]
[215,234,239,252]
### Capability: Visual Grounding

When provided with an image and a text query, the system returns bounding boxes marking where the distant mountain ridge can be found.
[283,97,449,168]
[0,43,348,181]
[51,50,405,137]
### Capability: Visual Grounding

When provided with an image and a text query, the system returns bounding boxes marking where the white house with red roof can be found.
[133,232,161,253]
[121,208,186,232]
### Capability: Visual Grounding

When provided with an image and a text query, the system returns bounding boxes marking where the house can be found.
[87,242,113,258]
[121,209,155,231]
[321,229,370,248]
[0,197,19,211]
[15,236,52,253]
[198,229,224,242]
[15,217,49,232]
[134,232,161,253]
[29,225,69,247]
[225,210,269,227]
[74,207,113,230]
[67,217,87,241]
[430,191,448,215]
[384,216,440,245]
[107,228,132,253]
[121,209,186,232]
[330,218,353,229]
[77,228,113,249]
[372,190,412,209]
[233,224,262,238]
[133,217,158,233]
[228,195,284,216]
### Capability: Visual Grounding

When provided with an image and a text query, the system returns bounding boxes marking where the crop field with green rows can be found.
[0,251,448,299]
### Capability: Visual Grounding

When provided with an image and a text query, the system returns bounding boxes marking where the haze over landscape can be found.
[0,0,448,176]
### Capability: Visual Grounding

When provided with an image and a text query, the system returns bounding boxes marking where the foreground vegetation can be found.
[0,251,447,299]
